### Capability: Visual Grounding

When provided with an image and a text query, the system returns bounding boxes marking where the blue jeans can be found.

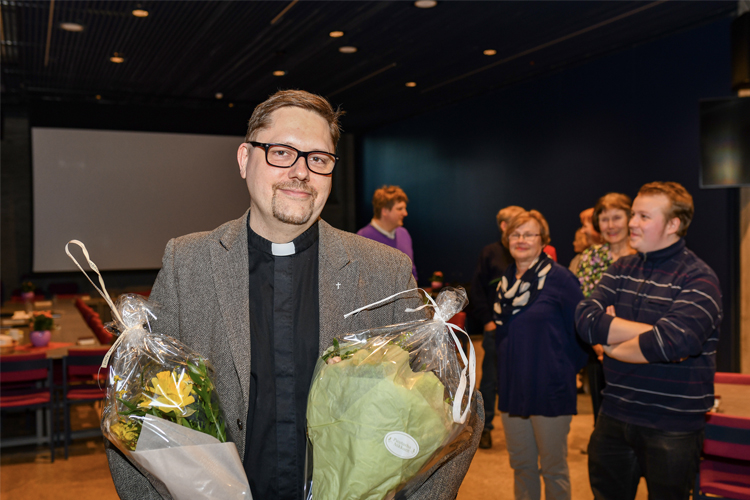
[588,413,703,500]
[479,329,496,429]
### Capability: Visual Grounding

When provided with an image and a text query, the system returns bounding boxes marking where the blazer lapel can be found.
[318,220,361,354]
[211,210,252,401]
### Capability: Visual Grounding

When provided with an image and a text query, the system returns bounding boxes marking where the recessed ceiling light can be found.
[329,31,344,38]
[132,9,149,17]
[414,0,437,8]
[529,61,535,66]
[272,70,286,76]
[215,93,223,99]
[60,22,84,32]
[339,46,357,54]
[110,53,125,63]
[95,94,102,100]
[228,103,234,108]
[483,49,497,56]
[405,82,417,87]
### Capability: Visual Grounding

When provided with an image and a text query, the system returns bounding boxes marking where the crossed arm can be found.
[601,306,650,363]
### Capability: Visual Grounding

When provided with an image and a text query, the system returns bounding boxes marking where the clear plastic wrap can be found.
[65,240,250,500]
[306,287,475,500]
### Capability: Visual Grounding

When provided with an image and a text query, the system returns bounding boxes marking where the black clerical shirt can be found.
[244,220,320,500]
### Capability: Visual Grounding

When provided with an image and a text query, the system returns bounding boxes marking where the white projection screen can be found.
[32,128,249,272]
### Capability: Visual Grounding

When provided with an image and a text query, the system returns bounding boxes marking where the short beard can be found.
[271,181,317,225]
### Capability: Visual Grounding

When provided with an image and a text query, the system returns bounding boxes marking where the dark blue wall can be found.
[360,18,737,369]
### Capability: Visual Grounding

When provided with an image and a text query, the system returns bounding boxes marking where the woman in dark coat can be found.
[494,209,587,500]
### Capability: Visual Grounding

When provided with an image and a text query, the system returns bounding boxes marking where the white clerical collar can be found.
[271,242,295,256]
[371,219,396,239]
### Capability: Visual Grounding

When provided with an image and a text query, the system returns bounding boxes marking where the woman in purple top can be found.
[493,210,587,500]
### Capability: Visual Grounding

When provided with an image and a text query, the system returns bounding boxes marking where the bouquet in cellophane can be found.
[65,240,250,500]
[306,287,476,500]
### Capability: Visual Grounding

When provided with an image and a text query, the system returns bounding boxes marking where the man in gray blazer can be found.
[106,90,482,499]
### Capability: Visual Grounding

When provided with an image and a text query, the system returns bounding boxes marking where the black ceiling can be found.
[0,1,737,132]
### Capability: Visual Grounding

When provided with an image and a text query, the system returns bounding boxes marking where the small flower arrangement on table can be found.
[20,281,36,302]
[30,311,54,332]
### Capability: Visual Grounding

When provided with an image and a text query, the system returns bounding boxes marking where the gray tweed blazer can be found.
[106,210,483,499]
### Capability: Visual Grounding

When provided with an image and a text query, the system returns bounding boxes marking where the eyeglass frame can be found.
[246,141,339,175]
[508,233,541,242]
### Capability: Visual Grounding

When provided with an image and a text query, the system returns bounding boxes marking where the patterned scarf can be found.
[493,253,554,325]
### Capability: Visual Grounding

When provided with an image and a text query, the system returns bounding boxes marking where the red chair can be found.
[61,348,109,459]
[0,353,56,462]
[85,311,101,330]
[693,373,750,500]
[89,315,114,345]
[715,373,750,385]
[75,298,95,322]
[447,311,466,330]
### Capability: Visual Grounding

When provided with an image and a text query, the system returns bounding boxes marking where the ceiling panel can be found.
[0,1,737,131]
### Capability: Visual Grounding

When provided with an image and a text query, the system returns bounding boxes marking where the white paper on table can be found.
[130,415,251,500]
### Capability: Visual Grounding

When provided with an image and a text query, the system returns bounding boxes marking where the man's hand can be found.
[592,344,604,362]
[606,305,616,317]
[484,322,497,332]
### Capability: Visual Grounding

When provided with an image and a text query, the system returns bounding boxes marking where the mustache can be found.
[273,180,316,196]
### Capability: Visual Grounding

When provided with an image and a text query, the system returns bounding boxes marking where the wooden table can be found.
[1,296,103,358]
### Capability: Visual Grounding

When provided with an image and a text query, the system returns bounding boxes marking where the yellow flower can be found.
[111,420,140,451]
[139,370,196,416]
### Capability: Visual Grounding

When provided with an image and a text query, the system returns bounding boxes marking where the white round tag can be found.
[384,431,419,459]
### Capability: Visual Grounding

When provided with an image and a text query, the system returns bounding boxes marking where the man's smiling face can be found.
[238,106,333,239]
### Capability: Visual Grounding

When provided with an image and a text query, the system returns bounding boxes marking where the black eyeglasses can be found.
[247,141,338,175]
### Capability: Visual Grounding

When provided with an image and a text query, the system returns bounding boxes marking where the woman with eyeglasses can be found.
[493,210,588,500]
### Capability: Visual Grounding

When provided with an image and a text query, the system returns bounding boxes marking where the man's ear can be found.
[237,143,249,179]
[666,216,681,236]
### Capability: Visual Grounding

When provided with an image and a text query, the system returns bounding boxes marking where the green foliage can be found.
[31,311,54,331]
[112,357,226,451]
[321,337,360,362]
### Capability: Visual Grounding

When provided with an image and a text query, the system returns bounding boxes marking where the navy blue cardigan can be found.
[495,262,588,417]
[575,239,722,431]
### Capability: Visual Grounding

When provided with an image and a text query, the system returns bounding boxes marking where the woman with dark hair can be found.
[493,210,587,500]
[575,192,636,422]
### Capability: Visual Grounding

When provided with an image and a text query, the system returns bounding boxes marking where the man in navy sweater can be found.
[575,181,722,500]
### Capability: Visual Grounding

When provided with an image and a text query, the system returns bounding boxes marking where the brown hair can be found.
[579,207,595,226]
[244,90,345,148]
[573,227,589,253]
[372,185,409,219]
[502,210,551,248]
[592,193,633,233]
[496,205,525,231]
[637,182,694,237]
